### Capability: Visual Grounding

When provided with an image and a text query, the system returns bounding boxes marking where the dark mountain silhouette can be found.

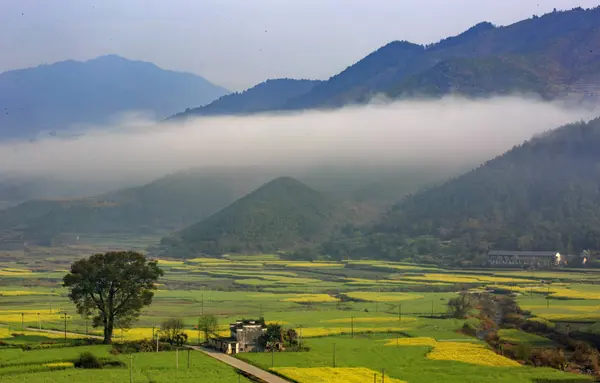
[168,78,321,120]
[169,7,600,117]
[0,55,228,139]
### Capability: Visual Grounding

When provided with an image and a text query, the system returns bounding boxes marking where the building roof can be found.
[229,319,265,329]
[488,250,558,257]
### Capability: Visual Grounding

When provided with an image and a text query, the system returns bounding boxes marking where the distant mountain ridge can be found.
[170,7,600,118]
[0,55,229,139]
[169,78,321,120]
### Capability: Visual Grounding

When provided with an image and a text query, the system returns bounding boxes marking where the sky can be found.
[0,0,597,90]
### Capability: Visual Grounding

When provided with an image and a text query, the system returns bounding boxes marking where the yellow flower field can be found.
[403,273,536,284]
[0,327,83,339]
[0,268,32,276]
[271,367,406,383]
[117,327,230,341]
[187,257,232,264]
[156,259,186,266]
[322,316,416,324]
[280,262,343,268]
[429,341,521,367]
[0,290,58,296]
[345,292,422,302]
[385,337,520,367]
[0,310,64,324]
[345,278,451,286]
[43,362,74,368]
[281,294,337,303]
[298,326,407,338]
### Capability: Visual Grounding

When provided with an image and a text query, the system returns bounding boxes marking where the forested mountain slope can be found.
[159,177,354,257]
[374,117,600,258]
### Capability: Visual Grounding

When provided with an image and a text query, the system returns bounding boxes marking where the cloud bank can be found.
[1,96,597,187]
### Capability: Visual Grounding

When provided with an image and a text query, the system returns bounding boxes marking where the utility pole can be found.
[431,301,434,317]
[152,325,155,342]
[21,312,24,331]
[129,354,133,383]
[156,332,159,352]
[333,343,336,368]
[176,348,179,370]
[37,313,41,330]
[398,304,402,322]
[187,349,190,369]
[62,312,68,343]
[201,292,204,315]
[271,347,274,368]
[351,316,354,339]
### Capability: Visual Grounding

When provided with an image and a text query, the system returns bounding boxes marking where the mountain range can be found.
[319,116,600,265]
[173,7,600,119]
[0,55,228,139]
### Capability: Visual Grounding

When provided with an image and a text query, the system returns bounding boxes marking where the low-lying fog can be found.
[1,96,597,198]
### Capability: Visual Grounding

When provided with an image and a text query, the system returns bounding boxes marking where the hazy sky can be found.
[0,0,597,90]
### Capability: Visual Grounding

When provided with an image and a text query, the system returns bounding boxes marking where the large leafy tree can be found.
[63,251,163,344]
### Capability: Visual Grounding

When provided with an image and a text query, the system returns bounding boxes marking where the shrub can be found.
[530,348,568,370]
[571,341,600,374]
[516,343,533,361]
[461,323,477,337]
[74,352,103,369]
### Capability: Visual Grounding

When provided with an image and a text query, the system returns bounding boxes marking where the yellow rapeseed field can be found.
[298,326,407,338]
[403,273,536,284]
[345,292,422,302]
[345,278,451,286]
[0,310,63,324]
[385,337,520,367]
[281,262,343,268]
[118,327,230,341]
[429,341,521,367]
[43,362,74,368]
[0,268,32,276]
[271,367,406,383]
[322,316,416,324]
[0,327,83,339]
[281,294,337,303]
[0,290,58,296]
[156,259,186,266]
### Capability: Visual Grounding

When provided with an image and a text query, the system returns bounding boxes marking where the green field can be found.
[1,246,599,382]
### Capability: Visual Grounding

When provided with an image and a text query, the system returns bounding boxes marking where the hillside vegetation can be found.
[0,169,270,244]
[321,117,600,264]
[159,177,353,257]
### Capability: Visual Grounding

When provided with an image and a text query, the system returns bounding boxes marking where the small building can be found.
[208,319,266,355]
[487,250,559,268]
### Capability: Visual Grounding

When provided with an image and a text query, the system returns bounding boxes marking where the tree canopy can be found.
[63,251,163,344]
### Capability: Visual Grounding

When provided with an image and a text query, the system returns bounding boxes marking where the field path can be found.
[189,346,291,383]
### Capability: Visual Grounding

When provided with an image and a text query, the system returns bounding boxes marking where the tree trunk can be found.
[103,318,114,344]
